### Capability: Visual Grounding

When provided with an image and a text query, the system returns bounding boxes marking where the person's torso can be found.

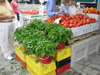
[52,0,56,12]
[0,3,13,22]
[60,3,69,16]
[47,0,56,12]
[11,1,18,13]
[60,3,69,11]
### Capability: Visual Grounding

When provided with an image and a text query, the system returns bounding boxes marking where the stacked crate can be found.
[54,46,72,75]
[15,45,72,75]
[15,46,27,68]
[15,45,56,75]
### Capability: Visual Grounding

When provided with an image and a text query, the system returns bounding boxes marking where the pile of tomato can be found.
[21,10,46,15]
[44,15,62,23]
[45,13,98,28]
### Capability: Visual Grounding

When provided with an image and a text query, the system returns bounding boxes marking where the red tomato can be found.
[62,10,65,13]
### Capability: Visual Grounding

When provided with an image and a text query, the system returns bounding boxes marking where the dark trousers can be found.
[15,13,19,21]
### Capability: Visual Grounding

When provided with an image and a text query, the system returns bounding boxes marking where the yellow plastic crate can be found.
[15,46,18,55]
[54,46,72,62]
[27,64,56,75]
[15,45,26,62]
[15,46,22,57]
[26,55,39,66]
[26,55,56,75]
[26,55,31,65]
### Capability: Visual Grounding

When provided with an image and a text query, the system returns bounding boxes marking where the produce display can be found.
[21,10,47,15]
[44,15,62,23]
[45,14,98,28]
[14,19,74,61]
[83,7,100,14]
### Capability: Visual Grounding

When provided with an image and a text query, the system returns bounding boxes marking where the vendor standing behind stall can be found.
[46,0,64,19]
[60,0,74,17]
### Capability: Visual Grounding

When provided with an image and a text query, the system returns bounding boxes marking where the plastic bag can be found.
[76,8,83,13]
[69,5,83,15]
[13,16,21,30]
[69,5,76,15]
[54,17,61,24]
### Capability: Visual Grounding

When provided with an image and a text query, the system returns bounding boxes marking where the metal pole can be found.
[97,0,99,10]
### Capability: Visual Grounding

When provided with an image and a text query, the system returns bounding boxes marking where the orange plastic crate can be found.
[16,54,27,68]
[16,54,21,63]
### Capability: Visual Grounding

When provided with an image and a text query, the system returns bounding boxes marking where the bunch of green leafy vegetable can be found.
[26,19,74,44]
[35,40,58,57]
[14,28,47,55]
[43,23,73,44]
[13,19,74,57]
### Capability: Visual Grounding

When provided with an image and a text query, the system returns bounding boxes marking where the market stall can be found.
[14,1,100,75]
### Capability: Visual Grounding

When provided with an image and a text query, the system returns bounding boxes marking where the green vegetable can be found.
[13,19,74,58]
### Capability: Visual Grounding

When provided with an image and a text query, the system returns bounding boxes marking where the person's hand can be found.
[19,10,22,13]
[14,14,17,16]
[58,10,65,14]
[7,15,15,19]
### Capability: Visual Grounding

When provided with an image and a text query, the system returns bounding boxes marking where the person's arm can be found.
[0,16,9,20]
[60,3,68,14]
[61,3,74,18]
[46,1,58,16]
[18,9,22,12]
[0,15,15,20]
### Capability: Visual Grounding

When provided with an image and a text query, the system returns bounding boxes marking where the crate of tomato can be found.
[44,13,99,37]
[21,10,46,15]
[21,10,47,19]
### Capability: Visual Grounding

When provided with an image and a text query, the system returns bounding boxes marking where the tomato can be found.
[62,10,65,13]
[65,17,69,21]
[69,24,73,28]
[44,10,47,13]
[68,16,71,20]
[86,18,89,24]
[63,23,69,28]
[70,19,74,24]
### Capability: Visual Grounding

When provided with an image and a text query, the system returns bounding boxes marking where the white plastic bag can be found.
[13,16,21,30]
[54,17,61,24]
[76,8,83,13]
[69,5,76,15]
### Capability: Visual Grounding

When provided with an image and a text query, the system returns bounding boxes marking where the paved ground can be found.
[0,47,100,75]
[0,3,100,75]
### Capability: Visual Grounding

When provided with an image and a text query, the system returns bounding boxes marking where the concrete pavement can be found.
[0,47,100,75]
[0,3,100,75]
